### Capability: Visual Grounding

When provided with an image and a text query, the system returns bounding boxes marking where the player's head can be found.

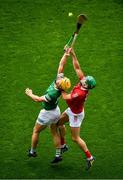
[56,77,71,91]
[80,76,96,89]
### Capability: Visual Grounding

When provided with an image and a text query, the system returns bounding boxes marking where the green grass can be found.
[0,0,123,179]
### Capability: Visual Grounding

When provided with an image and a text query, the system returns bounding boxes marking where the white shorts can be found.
[36,106,61,126]
[65,108,85,127]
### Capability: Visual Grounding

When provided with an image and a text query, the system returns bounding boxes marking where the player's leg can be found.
[67,108,95,170]
[70,126,89,152]
[70,126,95,170]
[28,123,47,157]
[59,125,66,146]
[57,112,69,153]
[50,123,62,163]
[59,125,69,153]
[57,111,69,126]
[29,108,53,157]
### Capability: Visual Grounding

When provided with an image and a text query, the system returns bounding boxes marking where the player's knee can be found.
[57,120,64,126]
[33,127,40,134]
[59,125,66,130]
[71,136,78,143]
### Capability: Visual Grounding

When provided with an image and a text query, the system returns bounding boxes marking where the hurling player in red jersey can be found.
[58,48,96,170]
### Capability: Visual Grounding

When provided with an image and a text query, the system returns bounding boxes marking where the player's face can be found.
[80,78,88,89]
[56,79,62,89]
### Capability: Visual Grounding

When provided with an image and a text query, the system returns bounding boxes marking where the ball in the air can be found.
[68,12,73,17]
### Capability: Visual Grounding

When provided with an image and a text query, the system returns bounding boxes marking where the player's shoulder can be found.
[73,82,81,89]
[47,80,56,90]
[48,85,61,96]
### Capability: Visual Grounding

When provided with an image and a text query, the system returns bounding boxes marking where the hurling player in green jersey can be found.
[25,50,71,163]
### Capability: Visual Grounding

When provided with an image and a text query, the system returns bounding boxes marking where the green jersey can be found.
[42,81,61,110]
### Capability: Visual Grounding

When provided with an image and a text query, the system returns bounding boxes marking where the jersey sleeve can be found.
[44,92,56,102]
[71,92,79,99]
[44,93,52,102]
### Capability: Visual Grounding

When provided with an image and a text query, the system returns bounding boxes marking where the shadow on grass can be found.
[25,157,91,179]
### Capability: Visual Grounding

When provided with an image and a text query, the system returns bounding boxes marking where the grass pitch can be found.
[0,0,123,179]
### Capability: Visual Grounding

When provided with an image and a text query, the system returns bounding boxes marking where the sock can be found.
[85,150,93,160]
[30,148,36,154]
[55,148,61,157]
[60,137,66,147]
[61,144,66,148]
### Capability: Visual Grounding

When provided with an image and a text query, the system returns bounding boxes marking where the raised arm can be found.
[61,91,71,100]
[57,51,70,74]
[70,49,84,80]
[25,88,47,102]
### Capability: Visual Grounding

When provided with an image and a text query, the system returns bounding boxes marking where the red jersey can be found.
[66,83,88,114]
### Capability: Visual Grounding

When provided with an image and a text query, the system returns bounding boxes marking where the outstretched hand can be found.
[64,45,68,52]
[25,88,33,96]
[64,45,72,56]
[69,48,75,56]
